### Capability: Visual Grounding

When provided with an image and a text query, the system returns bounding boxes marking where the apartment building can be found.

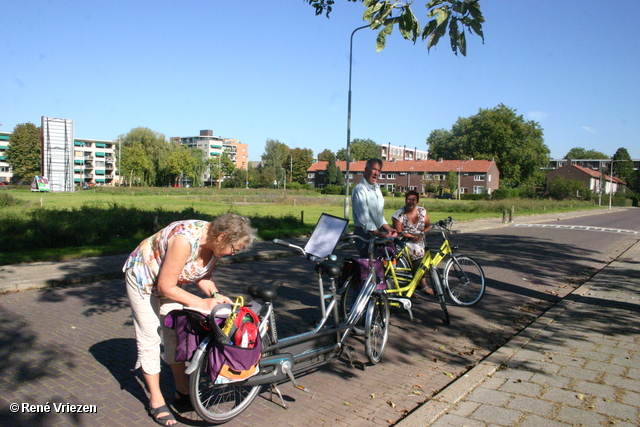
[0,130,118,186]
[380,143,429,162]
[0,132,11,184]
[170,130,248,185]
[73,138,119,186]
[307,159,500,195]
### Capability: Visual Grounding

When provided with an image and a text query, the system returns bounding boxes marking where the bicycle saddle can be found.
[248,281,281,302]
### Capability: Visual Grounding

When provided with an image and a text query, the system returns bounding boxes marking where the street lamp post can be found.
[344,24,370,220]
[456,167,463,199]
[607,159,625,210]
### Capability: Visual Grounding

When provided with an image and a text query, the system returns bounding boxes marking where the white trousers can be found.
[125,268,183,375]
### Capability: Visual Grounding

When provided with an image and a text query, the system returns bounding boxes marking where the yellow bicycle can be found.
[381,217,485,325]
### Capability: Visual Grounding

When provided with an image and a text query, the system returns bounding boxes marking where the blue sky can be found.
[3,1,639,161]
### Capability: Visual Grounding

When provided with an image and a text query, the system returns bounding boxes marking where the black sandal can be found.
[173,390,193,411]
[149,404,176,426]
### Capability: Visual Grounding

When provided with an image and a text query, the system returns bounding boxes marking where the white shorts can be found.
[125,268,183,375]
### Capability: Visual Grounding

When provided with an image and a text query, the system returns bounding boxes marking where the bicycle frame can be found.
[384,227,453,299]
[231,234,390,388]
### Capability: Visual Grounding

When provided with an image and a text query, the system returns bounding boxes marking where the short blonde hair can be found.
[208,213,257,252]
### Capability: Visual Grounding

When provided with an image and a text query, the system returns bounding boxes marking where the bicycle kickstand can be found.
[343,345,366,371]
[269,384,288,409]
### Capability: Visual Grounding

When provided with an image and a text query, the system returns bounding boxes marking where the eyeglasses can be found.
[230,244,237,256]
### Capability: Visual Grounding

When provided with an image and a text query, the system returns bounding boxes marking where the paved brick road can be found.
[1,209,637,427]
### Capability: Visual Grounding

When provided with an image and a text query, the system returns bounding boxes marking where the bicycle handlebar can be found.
[272,238,335,263]
[397,216,455,240]
[341,233,396,246]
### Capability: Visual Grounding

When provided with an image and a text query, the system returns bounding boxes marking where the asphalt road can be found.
[0,208,637,426]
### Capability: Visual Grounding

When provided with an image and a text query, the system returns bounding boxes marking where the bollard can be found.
[509,206,515,223]
[300,210,304,225]
[502,209,507,223]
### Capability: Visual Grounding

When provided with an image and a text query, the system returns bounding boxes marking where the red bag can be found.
[233,307,259,348]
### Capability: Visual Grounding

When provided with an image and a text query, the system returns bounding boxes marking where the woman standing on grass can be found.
[124,213,256,426]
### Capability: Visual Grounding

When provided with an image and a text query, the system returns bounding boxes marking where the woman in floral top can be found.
[124,213,256,425]
[392,191,432,295]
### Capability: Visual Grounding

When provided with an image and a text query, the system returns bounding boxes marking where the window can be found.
[474,174,485,181]
[460,187,468,194]
[307,173,314,178]
[386,173,396,179]
[380,173,386,179]
[473,186,485,194]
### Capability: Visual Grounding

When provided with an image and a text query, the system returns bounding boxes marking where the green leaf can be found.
[399,6,419,41]
[371,2,393,28]
[375,22,394,52]
[427,18,447,52]
[435,6,450,26]
[364,1,383,22]
[449,18,459,52]
[458,30,467,56]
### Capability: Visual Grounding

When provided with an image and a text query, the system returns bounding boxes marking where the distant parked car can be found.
[435,193,455,199]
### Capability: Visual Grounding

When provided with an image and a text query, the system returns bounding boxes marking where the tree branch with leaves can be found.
[306,0,484,55]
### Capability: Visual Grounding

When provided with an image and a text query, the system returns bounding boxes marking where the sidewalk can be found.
[0,237,309,294]
[398,238,640,426]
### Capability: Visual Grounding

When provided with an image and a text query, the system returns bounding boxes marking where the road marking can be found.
[513,224,639,235]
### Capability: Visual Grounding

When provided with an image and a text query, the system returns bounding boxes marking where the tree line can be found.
[4,103,638,196]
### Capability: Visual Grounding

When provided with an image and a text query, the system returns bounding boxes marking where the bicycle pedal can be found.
[294,384,310,393]
[281,361,310,393]
[353,360,366,371]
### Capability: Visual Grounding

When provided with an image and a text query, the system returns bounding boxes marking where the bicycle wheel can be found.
[430,267,450,325]
[340,272,365,334]
[364,292,390,364]
[443,255,485,306]
[189,339,265,424]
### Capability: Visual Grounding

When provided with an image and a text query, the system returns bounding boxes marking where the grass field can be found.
[0,186,605,265]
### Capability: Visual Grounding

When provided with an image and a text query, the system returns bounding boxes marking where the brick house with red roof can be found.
[545,164,627,194]
[307,159,500,195]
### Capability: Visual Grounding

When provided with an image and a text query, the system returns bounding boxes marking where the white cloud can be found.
[527,111,548,121]
[582,126,596,133]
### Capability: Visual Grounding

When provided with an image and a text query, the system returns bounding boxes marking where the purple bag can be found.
[342,258,386,291]
[166,306,262,383]
[165,310,210,362]
[207,337,262,383]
